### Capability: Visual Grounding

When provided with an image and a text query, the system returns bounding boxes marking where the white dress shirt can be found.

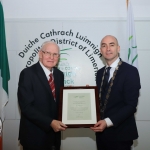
[104,57,120,127]
[39,61,53,80]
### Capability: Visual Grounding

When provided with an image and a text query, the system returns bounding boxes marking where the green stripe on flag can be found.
[0,2,10,94]
[128,48,131,60]
[132,46,137,48]
[132,54,138,64]
[129,36,133,40]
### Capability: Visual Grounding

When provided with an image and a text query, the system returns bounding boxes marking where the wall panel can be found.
[3,19,150,150]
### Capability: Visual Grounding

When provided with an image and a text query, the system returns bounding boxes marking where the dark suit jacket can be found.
[96,61,141,141]
[17,62,64,149]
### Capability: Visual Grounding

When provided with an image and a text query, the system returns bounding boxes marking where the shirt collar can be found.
[39,61,53,77]
[106,57,120,69]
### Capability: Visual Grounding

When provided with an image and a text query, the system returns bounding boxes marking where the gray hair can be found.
[40,41,60,53]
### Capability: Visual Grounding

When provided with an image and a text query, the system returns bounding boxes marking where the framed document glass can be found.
[58,86,100,128]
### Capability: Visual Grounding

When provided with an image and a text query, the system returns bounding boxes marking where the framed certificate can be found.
[58,86,100,128]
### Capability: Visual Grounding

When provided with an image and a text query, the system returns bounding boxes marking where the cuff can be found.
[104,118,113,127]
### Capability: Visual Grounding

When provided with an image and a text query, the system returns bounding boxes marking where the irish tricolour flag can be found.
[0,0,10,122]
[127,0,138,69]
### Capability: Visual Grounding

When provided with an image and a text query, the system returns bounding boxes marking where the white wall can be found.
[2,0,150,150]
[3,0,150,18]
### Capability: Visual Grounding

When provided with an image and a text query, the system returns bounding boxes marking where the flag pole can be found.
[126,0,129,9]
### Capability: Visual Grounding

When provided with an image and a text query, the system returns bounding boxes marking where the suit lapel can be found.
[53,68,59,100]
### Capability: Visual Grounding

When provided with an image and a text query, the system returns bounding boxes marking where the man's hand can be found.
[50,120,67,132]
[90,120,107,132]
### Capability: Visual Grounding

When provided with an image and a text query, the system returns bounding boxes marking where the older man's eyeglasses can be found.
[42,51,60,58]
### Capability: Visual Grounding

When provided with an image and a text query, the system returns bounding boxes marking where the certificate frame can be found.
[58,86,100,128]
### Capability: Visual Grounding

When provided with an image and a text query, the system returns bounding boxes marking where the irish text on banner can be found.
[0,1,10,122]
[127,0,138,69]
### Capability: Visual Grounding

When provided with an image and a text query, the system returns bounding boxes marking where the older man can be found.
[18,41,67,150]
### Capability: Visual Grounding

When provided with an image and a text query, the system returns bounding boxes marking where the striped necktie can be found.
[49,73,56,100]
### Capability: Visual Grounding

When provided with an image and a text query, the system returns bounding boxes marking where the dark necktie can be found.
[49,73,56,100]
[103,67,111,90]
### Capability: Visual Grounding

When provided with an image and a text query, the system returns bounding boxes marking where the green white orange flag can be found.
[0,0,10,122]
[127,0,138,69]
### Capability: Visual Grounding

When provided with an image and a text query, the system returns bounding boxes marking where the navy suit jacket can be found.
[18,62,64,148]
[96,61,141,141]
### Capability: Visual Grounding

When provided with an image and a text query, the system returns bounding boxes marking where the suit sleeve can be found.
[110,67,141,127]
[18,69,52,132]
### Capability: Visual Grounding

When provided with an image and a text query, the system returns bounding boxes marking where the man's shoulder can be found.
[122,61,138,72]
[20,62,39,74]
[97,66,105,73]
